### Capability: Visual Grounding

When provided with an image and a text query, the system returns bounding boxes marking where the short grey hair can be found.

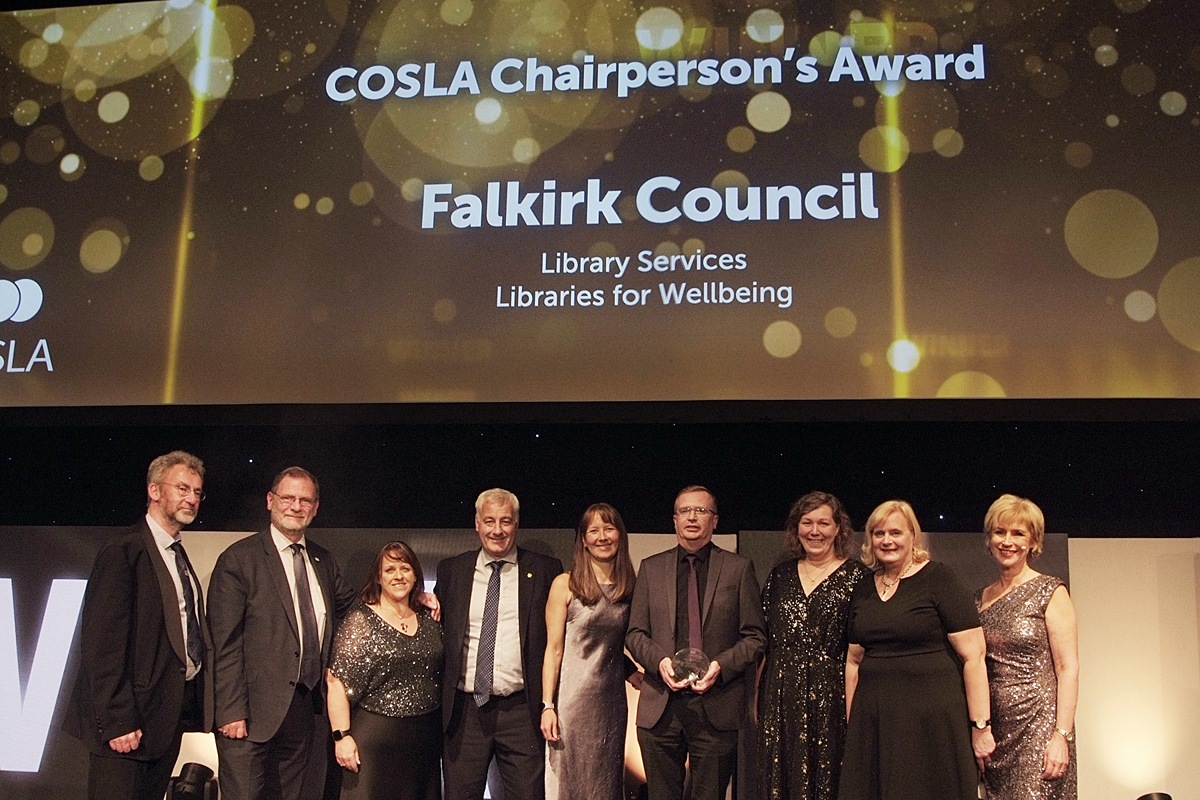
[147,451,204,486]
[475,488,519,519]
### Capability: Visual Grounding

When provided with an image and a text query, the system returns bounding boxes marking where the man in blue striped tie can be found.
[436,488,563,800]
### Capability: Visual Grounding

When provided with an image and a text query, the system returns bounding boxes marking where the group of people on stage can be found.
[66,450,1078,800]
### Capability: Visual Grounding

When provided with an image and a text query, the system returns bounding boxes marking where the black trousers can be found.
[636,692,738,800]
[87,677,202,800]
[216,686,327,800]
[442,690,544,800]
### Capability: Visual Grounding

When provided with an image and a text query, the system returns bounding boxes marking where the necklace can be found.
[879,560,914,596]
[379,601,417,634]
[801,558,837,584]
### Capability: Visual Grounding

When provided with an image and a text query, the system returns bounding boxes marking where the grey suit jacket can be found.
[625,544,766,731]
[64,520,214,758]
[435,546,563,734]
[207,529,356,742]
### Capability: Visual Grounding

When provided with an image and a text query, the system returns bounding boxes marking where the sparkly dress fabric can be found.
[545,584,632,800]
[329,604,444,800]
[837,562,981,800]
[977,575,1076,800]
[758,558,872,800]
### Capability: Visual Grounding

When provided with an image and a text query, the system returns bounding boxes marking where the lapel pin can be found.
[526,572,533,578]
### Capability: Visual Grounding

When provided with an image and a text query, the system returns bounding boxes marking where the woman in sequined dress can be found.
[326,541,443,800]
[757,491,871,800]
[976,495,1078,800]
[540,503,641,800]
[838,500,994,800]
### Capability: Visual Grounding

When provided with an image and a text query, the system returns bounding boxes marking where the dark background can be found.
[2,399,1196,537]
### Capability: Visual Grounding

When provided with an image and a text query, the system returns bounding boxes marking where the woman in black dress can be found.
[838,500,994,800]
[758,491,871,800]
[326,541,443,800]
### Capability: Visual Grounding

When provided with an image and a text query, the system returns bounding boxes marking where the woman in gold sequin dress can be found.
[327,541,444,800]
[976,495,1078,800]
[540,503,640,800]
[757,491,871,800]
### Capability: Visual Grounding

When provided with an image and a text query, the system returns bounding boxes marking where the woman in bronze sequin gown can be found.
[976,495,1078,800]
[327,541,444,800]
[758,491,871,800]
[541,503,640,800]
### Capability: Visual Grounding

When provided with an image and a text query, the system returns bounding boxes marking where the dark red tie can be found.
[686,555,702,651]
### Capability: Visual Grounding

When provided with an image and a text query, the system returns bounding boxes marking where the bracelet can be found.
[1054,726,1075,742]
[542,702,555,711]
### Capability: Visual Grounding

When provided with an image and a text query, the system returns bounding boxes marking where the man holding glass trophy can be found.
[626,486,767,800]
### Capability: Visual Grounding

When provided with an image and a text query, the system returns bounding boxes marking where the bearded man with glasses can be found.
[65,450,214,800]
[207,466,358,800]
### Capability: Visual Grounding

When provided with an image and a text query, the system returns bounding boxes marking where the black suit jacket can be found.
[207,529,356,742]
[435,546,562,734]
[64,520,214,759]
[626,544,766,731]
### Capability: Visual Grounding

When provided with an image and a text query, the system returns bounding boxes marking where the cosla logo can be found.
[0,278,42,322]
[0,278,53,373]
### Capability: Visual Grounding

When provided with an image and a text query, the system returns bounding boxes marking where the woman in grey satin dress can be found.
[541,503,641,800]
[976,495,1079,800]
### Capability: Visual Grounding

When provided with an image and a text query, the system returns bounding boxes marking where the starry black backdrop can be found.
[1,399,1196,537]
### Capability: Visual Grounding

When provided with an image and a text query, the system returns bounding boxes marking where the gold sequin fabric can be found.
[329,604,443,717]
[758,558,872,800]
[977,575,1076,800]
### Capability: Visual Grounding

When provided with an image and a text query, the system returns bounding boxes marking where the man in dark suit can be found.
[65,450,214,800]
[626,485,767,800]
[435,488,563,800]
[207,466,356,800]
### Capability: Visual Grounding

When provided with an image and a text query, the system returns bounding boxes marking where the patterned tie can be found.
[169,540,205,669]
[473,560,503,706]
[290,543,322,690]
[686,554,703,652]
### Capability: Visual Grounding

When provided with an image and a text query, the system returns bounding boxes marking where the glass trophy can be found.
[672,647,710,685]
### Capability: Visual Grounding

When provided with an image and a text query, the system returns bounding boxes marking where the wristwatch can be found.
[1054,726,1075,742]
[331,729,352,741]
[972,719,991,730]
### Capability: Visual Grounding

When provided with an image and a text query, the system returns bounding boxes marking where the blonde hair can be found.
[860,500,930,569]
[984,494,1046,559]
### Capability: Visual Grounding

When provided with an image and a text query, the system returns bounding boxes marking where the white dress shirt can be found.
[459,549,523,695]
[147,513,202,681]
[270,525,328,680]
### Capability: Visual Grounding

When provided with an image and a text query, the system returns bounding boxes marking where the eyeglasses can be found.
[273,494,316,509]
[674,507,714,517]
[165,483,205,501]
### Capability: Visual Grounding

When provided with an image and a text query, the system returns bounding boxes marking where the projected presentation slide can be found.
[0,0,1197,405]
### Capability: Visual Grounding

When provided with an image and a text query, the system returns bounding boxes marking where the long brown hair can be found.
[359,541,425,611]
[569,503,636,605]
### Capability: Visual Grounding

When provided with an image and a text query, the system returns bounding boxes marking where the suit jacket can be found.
[64,520,215,759]
[434,546,563,734]
[207,529,356,742]
[625,544,766,731]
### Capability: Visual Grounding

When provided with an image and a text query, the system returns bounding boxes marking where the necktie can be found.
[686,554,703,652]
[474,560,503,706]
[169,540,205,669]
[290,543,322,690]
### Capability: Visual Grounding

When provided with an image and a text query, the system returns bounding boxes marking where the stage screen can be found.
[0,0,1198,405]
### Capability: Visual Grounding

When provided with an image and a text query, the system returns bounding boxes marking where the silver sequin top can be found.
[329,604,443,718]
